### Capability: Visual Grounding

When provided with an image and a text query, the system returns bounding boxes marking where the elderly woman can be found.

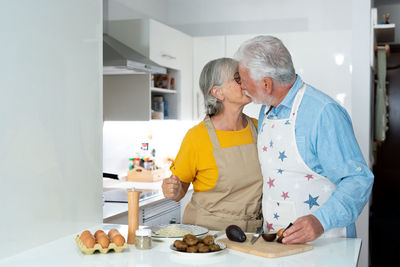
[161,58,263,232]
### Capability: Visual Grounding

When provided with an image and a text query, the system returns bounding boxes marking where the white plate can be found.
[169,241,227,258]
[150,224,208,238]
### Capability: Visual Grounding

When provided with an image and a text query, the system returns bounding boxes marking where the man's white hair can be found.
[235,35,296,86]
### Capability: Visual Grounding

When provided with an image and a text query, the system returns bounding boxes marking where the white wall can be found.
[0,0,103,259]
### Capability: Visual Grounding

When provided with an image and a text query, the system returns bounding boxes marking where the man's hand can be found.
[281,215,324,244]
[162,175,183,201]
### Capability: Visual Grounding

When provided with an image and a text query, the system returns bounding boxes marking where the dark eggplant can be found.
[225,225,246,243]
[261,232,277,242]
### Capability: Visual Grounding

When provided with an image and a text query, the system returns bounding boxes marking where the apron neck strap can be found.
[289,83,306,119]
[204,115,221,149]
[247,116,258,143]
[203,115,257,149]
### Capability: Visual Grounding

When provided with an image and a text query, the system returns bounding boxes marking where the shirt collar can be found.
[272,75,303,113]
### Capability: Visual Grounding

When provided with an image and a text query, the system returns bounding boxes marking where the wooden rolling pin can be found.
[127,188,140,244]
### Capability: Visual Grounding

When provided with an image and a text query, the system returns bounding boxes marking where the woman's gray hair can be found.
[199,58,238,116]
[235,35,296,86]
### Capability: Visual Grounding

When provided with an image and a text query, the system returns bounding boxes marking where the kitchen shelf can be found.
[374,23,395,43]
[374,23,395,29]
[151,87,177,94]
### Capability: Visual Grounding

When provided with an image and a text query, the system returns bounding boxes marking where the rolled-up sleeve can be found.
[310,103,374,233]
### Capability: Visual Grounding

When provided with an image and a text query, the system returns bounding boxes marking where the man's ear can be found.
[263,77,273,94]
[210,86,224,101]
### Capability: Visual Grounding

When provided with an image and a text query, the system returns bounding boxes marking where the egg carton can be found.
[74,235,129,254]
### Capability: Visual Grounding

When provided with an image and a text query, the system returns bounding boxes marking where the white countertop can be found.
[0,224,361,267]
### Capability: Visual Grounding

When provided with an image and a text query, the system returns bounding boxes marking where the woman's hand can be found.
[161,175,189,201]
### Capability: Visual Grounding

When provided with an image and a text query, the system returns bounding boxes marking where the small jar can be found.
[135,229,152,250]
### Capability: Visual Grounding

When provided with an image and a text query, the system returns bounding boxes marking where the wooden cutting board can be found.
[217,234,312,258]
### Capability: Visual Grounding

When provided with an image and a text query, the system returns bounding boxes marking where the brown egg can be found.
[108,229,120,239]
[94,230,106,239]
[96,235,110,248]
[82,235,96,248]
[111,234,125,246]
[80,230,92,240]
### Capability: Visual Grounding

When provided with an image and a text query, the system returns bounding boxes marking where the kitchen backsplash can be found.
[103,120,199,177]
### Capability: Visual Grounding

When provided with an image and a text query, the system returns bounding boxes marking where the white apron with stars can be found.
[258,84,346,238]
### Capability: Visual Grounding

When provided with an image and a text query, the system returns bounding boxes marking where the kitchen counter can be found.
[0,224,361,267]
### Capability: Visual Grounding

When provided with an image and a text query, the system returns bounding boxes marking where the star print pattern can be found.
[265,221,274,232]
[304,194,320,209]
[258,87,337,232]
[267,177,275,188]
[278,151,287,162]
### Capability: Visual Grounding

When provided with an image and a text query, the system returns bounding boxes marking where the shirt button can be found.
[356,167,362,172]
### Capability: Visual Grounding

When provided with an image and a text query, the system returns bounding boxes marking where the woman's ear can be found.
[263,77,273,95]
[210,86,224,101]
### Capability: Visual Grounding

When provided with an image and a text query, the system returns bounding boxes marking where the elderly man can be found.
[235,35,374,244]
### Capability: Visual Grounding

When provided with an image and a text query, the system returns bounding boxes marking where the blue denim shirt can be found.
[258,76,374,237]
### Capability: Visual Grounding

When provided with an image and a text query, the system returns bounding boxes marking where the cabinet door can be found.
[178,35,193,120]
[149,20,185,70]
[149,20,193,120]
[192,36,226,120]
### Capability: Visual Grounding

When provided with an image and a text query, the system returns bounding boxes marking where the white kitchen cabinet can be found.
[192,36,226,120]
[108,19,188,70]
[149,20,187,70]
[107,19,193,120]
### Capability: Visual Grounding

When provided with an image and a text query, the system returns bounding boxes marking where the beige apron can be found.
[182,115,263,232]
